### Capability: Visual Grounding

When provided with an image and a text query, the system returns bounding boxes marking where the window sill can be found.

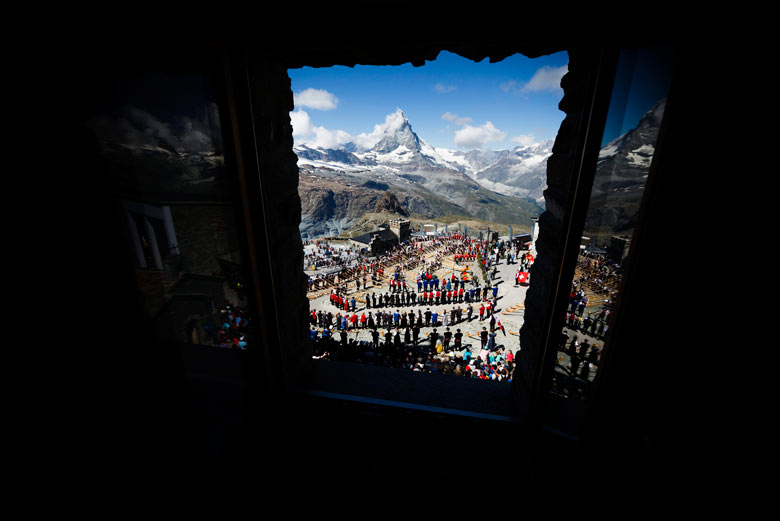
[294,359,525,422]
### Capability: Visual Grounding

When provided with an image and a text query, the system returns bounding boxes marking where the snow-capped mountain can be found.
[294,107,551,202]
[585,97,667,244]
[294,108,546,239]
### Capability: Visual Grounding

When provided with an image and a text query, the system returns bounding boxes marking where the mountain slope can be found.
[585,98,667,244]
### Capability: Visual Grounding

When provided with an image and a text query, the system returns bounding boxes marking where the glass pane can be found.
[547,44,677,427]
[84,61,255,351]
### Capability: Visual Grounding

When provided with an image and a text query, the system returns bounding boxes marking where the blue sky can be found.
[601,45,677,147]
[288,50,570,151]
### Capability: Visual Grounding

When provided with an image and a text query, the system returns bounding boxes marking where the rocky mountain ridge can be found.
[585,98,667,245]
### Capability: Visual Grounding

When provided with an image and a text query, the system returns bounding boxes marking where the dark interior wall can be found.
[170,204,241,276]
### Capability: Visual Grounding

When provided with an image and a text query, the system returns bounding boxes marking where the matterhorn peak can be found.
[384,107,412,132]
[394,107,410,121]
[370,108,421,154]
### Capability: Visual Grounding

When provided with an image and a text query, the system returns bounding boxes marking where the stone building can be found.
[348,219,410,255]
[389,218,411,243]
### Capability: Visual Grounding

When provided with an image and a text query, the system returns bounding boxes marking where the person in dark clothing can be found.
[371,329,380,349]
[425,308,432,327]
[579,339,590,358]
[443,328,452,351]
[412,324,420,345]
[480,327,488,349]
[429,328,439,350]
[570,352,581,376]
[586,347,600,367]
[579,359,590,380]
[453,329,463,350]
[560,330,569,351]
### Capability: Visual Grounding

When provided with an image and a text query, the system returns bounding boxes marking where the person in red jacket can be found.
[479,303,485,321]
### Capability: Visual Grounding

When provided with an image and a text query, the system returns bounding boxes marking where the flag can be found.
[517,272,529,284]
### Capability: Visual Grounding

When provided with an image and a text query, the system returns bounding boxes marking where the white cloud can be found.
[434,82,456,94]
[311,127,353,149]
[353,108,408,149]
[290,109,352,149]
[293,88,339,110]
[290,109,314,136]
[454,121,507,149]
[523,65,568,92]
[442,112,472,126]
[511,134,537,147]
[501,65,568,95]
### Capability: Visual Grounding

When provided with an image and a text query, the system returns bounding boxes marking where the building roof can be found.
[350,227,398,245]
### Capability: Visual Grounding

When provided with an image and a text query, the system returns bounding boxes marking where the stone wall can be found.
[246,55,313,386]
[513,49,594,415]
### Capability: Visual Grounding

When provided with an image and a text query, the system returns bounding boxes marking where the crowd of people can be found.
[565,308,611,340]
[306,237,439,296]
[311,330,515,382]
[549,252,621,399]
[306,233,521,382]
[561,251,620,342]
[311,299,505,340]
[306,234,493,298]
[207,300,253,350]
[575,251,623,302]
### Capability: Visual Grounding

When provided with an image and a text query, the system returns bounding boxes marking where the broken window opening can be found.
[280,49,572,419]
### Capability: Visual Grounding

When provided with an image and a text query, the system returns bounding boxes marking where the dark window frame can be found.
[77,35,681,442]
[221,40,664,432]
